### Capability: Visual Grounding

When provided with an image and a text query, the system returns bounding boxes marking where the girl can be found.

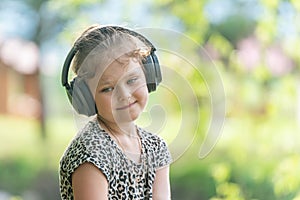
[59,25,172,199]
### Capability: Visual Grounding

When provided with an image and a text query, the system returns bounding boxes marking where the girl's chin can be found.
[114,116,138,124]
[113,108,142,122]
[113,113,140,124]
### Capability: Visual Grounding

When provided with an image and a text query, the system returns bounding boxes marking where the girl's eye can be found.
[127,77,138,85]
[101,87,114,93]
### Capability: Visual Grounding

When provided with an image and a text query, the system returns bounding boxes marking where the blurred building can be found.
[0,37,42,120]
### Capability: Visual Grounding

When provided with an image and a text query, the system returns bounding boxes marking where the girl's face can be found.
[94,57,148,124]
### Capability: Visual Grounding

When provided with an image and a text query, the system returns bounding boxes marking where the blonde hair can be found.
[71,25,151,80]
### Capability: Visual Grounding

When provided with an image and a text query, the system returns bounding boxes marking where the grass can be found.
[0,114,75,165]
[0,114,76,198]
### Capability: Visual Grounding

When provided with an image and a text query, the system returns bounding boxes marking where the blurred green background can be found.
[1,0,300,199]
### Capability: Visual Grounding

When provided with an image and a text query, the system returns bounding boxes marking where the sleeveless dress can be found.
[59,119,172,199]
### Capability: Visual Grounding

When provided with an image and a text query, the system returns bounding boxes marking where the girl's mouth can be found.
[116,101,137,110]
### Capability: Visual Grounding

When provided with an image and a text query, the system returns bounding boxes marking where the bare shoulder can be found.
[72,162,108,200]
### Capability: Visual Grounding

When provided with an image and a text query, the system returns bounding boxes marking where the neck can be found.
[97,116,137,137]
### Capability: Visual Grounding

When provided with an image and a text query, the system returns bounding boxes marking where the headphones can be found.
[61,26,162,116]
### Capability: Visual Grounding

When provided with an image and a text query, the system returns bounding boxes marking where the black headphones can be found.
[61,26,162,116]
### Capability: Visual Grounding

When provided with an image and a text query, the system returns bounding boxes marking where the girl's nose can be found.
[116,85,132,102]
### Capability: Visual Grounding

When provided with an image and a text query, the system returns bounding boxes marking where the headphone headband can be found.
[61,46,77,90]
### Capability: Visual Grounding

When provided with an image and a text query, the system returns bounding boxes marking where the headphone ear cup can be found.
[68,78,97,116]
[143,55,156,92]
[142,53,162,93]
[151,52,162,84]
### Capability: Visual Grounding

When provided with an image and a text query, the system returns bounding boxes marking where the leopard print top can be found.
[59,119,172,199]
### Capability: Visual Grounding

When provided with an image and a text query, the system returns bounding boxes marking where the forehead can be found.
[99,57,143,83]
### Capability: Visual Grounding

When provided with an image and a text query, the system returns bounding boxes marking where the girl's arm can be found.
[72,162,108,200]
[152,165,171,200]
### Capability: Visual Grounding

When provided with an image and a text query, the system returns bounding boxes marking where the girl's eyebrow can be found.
[98,67,143,85]
[98,76,114,85]
[125,68,143,76]
[126,71,140,77]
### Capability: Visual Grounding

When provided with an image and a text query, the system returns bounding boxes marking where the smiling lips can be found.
[116,101,137,110]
